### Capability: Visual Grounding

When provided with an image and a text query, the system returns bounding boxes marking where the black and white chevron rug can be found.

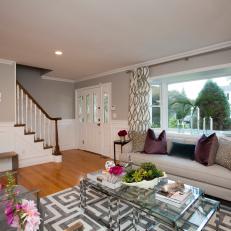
[41,186,231,231]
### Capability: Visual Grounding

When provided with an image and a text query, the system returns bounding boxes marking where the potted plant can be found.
[122,162,166,189]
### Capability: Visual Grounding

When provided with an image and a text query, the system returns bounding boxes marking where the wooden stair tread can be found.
[24,131,36,135]
[44,145,53,149]
[34,139,44,143]
[14,124,26,127]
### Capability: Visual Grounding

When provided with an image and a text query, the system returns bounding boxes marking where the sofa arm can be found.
[122,141,133,153]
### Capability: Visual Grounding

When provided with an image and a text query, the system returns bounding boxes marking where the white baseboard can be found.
[53,155,62,163]
[19,155,53,168]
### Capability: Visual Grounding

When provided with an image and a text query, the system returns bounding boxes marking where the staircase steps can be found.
[16,80,62,157]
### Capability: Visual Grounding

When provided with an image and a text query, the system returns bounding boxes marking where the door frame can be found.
[75,82,112,154]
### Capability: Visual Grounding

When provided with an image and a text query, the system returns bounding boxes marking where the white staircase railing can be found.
[16,81,61,155]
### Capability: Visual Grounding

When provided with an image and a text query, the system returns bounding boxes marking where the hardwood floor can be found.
[18,149,109,197]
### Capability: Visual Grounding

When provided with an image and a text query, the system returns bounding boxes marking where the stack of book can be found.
[156,190,192,208]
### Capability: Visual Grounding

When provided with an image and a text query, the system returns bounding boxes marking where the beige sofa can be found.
[120,134,231,201]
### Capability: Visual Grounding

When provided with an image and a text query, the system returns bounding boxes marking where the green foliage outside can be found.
[123,162,164,183]
[168,80,231,130]
[169,89,194,120]
[195,81,230,130]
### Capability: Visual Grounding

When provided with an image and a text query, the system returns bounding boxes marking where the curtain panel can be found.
[128,66,151,133]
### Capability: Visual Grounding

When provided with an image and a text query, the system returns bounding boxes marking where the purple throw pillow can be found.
[144,129,167,154]
[195,133,219,166]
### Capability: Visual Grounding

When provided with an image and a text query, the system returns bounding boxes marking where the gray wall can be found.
[150,49,231,78]
[75,72,130,120]
[75,49,231,121]
[0,62,16,122]
[17,66,75,119]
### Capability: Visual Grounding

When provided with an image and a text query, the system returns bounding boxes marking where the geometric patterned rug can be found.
[41,186,231,231]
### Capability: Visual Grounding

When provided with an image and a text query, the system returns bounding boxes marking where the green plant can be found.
[123,162,164,183]
[122,169,135,183]
[140,162,156,171]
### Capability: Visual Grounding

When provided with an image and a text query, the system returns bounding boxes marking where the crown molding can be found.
[41,75,76,83]
[0,59,15,65]
[75,40,231,83]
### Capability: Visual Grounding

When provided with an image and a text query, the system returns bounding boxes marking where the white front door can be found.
[76,83,111,155]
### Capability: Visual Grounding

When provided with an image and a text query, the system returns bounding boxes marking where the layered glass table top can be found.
[84,170,220,230]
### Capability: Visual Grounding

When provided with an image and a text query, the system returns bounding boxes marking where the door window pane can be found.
[93,93,97,123]
[86,94,91,122]
[78,96,84,123]
[103,93,109,123]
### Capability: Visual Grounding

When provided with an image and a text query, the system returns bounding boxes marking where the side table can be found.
[113,139,132,164]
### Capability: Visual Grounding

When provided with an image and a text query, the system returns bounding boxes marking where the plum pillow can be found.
[194,133,219,166]
[144,129,167,154]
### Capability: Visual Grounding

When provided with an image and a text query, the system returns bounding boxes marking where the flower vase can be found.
[120,136,125,142]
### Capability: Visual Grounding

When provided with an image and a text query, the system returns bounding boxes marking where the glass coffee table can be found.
[80,170,220,231]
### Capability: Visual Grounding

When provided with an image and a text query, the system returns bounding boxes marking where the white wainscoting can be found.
[110,120,129,158]
[58,119,76,151]
[0,122,15,171]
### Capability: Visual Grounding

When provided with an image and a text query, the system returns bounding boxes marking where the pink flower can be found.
[5,202,14,225]
[21,199,41,231]
[109,166,124,176]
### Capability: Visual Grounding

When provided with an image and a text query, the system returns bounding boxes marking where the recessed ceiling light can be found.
[55,50,63,55]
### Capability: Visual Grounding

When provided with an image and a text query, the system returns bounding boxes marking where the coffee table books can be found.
[156,190,192,208]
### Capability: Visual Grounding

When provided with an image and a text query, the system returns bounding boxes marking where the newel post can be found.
[53,119,61,155]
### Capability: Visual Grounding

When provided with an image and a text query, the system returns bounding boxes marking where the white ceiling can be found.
[0,0,231,81]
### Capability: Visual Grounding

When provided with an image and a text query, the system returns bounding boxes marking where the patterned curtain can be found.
[128,66,151,133]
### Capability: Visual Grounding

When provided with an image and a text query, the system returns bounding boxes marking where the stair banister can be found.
[16,81,62,156]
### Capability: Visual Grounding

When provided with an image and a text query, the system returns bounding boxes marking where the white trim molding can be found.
[0,59,15,65]
[41,75,76,83]
[76,41,231,82]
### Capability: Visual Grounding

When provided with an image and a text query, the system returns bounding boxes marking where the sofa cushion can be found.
[128,153,231,190]
[130,131,146,152]
[169,142,195,160]
[195,133,219,166]
[167,138,185,153]
[144,129,167,154]
[216,137,231,171]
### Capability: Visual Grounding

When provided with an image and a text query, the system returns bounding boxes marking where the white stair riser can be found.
[19,155,53,168]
